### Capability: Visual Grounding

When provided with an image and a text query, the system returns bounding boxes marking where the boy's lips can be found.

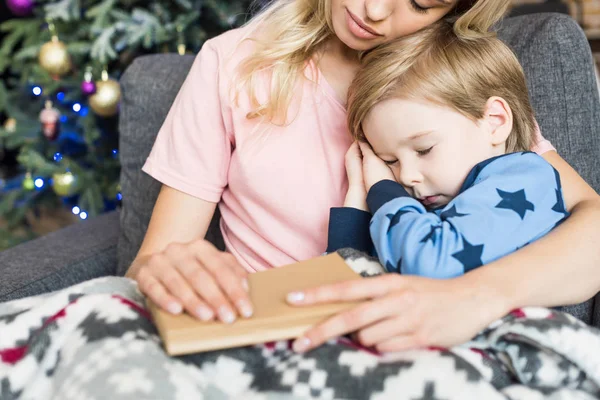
[419,195,440,206]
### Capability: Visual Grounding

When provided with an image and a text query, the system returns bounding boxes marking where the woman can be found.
[128,0,600,352]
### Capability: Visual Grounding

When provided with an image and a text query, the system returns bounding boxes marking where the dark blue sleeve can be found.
[326,207,373,254]
[367,180,412,213]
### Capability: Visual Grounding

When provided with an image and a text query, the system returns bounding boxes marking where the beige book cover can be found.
[147,253,363,356]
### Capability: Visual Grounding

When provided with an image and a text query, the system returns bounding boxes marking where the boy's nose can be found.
[364,0,394,22]
[397,165,422,189]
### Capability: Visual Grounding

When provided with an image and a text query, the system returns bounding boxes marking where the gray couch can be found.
[1,13,599,325]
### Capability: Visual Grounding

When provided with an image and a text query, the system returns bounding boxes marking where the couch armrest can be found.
[0,210,120,302]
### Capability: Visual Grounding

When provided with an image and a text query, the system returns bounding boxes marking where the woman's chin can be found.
[337,34,381,52]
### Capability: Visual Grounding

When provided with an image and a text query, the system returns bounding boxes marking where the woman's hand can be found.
[287,273,510,353]
[358,142,395,192]
[129,239,253,324]
[343,141,368,211]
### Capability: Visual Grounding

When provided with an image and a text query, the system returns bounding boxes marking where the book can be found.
[147,253,363,356]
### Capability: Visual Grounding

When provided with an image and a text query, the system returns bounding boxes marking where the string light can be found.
[72,103,81,112]
[34,178,44,189]
[79,212,88,220]
[72,206,80,215]
[32,86,42,96]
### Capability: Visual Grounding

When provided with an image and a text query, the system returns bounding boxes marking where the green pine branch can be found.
[86,0,117,31]
[44,0,81,22]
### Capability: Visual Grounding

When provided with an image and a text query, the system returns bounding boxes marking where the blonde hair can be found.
[236,0,511,124]
[347,21,536,153]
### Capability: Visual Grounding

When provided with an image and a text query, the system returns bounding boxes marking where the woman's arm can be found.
[127,185,253,324]
[126,185,217,277]
[543,151,599,212]
[288,152,600,353]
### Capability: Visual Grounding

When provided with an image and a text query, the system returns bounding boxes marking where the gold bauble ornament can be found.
[3,118,17,133]
[22,172,34,191]
[52,171,80,197]
[39,36,71,77]
[89,73,121,117]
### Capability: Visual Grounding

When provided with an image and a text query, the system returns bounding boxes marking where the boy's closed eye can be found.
[416,146,433,156]
[381,146,433,165]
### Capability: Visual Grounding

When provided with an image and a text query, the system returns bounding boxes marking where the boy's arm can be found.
[326,207,373,254]
[368,153,569,278]
[326,182,373,254]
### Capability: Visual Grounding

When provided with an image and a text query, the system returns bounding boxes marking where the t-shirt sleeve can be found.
[530,120,556,155]
[142,41,232,203]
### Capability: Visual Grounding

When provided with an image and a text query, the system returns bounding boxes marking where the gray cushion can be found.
[118,55,191,275]
[116,13,599,323]
[0,211,119,302]
[499,13,600,193]
[499,13,600,324]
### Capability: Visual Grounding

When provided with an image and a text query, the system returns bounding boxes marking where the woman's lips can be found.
[346,9,382,40]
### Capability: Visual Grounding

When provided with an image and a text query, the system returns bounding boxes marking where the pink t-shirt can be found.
[143,26,556,273]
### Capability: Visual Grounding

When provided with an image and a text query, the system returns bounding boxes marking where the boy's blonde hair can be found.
[347,22,536,153]
[236,0,511,124]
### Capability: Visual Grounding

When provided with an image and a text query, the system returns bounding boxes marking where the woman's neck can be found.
[314,36,361,106]
[323,35,360,66]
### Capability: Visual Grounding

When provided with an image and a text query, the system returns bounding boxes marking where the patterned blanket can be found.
[1,252,600,400]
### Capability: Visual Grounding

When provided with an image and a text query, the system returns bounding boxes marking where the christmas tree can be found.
[0,0,254,250]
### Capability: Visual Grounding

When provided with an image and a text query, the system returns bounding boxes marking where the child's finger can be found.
[345,142,365,184]
[357,142,364,158]
[346,141,361,159]
[358,141,373,157]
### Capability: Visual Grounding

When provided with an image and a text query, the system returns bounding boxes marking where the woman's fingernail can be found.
[218,306,236,324]
[287,291,305,304]
[293,337,311,353]
[196,306,214,321]
[242,279,250,292]
[237,301,253,318]
[167,302,183,314]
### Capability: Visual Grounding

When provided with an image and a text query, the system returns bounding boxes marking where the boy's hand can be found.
[359,142,395,192]
[344,142,368,211]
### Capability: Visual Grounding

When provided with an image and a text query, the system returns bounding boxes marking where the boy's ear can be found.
[482,96,513,146]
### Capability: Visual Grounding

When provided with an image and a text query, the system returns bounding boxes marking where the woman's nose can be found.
[364,0,394,22]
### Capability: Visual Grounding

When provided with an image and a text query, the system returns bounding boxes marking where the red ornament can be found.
[39,100,60,141]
